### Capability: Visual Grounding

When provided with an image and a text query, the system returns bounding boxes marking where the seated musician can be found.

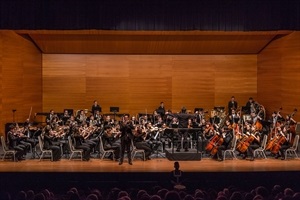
[43,125,62,161]
[78,122,98,153]
[216,120,234,161]
[274,126,291,160]
[102,125,121,161]
[133,125,152,160]
[61,110,71,125]
[145,122,162,153]
[7,125,27,161]
[72,127,91,161]
[245,126,261,161]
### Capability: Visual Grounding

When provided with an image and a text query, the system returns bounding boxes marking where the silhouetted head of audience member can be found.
[33,193,45,200]
[157,189,168,199]
[164,191,181,200]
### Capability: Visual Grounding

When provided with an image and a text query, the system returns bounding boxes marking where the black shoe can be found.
[242,154,247,159]
[184,149,189,152]
[176,149,180,152]
[275,154,280,159]
[128,161,133,165]
[250,157,254,161]
[119,161,123,165]
[147,157,151,160]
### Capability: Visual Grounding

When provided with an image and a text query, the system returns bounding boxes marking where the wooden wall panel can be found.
[258,31,300,120]
[43,54,257,118]
[0,31,42,135]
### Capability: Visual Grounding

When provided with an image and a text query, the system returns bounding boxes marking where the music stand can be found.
[110,107,119,120]
[194,108,203,113]
[214,106,225,112]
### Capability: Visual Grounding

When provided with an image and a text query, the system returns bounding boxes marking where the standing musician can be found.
[156,102,166,118]
[245,97,259,115]
[228,96,238,115]
[91,100,101,116]
[216,120,234,161]
[43,125,62,161]
[170,107,195,152]
[119,115,134,165]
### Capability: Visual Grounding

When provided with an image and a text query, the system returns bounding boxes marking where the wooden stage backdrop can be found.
[42,54,257,118]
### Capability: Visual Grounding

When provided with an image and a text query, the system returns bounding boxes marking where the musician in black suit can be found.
[171,107,195,152]
[43,125,61,161]
[216,120,234,161]
[7,125,27,161]
[156,102,166,118]
[228,96,238,115]
[45,110,56,125]
[91,100,101,116]
[119,115,134,165]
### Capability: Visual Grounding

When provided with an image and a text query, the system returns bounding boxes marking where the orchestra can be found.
[4,99,299,164]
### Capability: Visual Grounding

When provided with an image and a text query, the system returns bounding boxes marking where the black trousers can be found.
[119,138,132,162]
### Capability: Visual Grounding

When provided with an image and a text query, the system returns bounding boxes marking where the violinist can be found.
[7,125,27,161]
[43,125,62,161]
[72,126,91,161]
[102,125,121,161]
[216,120,233,161]
[46,109,56,125]
[132,125,152,160]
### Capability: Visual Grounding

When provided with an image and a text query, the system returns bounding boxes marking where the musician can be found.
[171,107,195,152]
[245,97,259,115]
[132,125,152,160]
[43,125,62,161]
[195,108,205,124]
[7,125,27,161]
[156,102,166,118]
[229,109,240,124]
[61,110,71,125]
[76,110,87,125]
[91,100,101,116]
[45,110,56,125]
[274,126,291,160]
[245,127,261,161]
[228,96,238,115]
[102,125,121,161]
[216,120,234,161]
[119,115,134,165]
[73,127,91,161]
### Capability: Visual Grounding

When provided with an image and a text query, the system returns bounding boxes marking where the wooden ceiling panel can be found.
[15,30,292,54]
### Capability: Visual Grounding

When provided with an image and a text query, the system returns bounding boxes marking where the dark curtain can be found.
[0,0,299,30]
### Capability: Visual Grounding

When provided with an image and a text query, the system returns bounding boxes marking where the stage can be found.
[0,151,300,193]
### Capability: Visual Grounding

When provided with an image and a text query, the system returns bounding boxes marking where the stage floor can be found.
[0,153,300,173]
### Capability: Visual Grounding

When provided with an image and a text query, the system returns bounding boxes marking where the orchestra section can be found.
[2,98,300,164]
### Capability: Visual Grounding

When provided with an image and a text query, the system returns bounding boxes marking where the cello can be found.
[205,133,224,155]
[269,127,287,154]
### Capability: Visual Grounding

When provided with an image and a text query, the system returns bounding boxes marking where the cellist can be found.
[274,126,291,160]
[245,125,261,161]
[216,120,233,161]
